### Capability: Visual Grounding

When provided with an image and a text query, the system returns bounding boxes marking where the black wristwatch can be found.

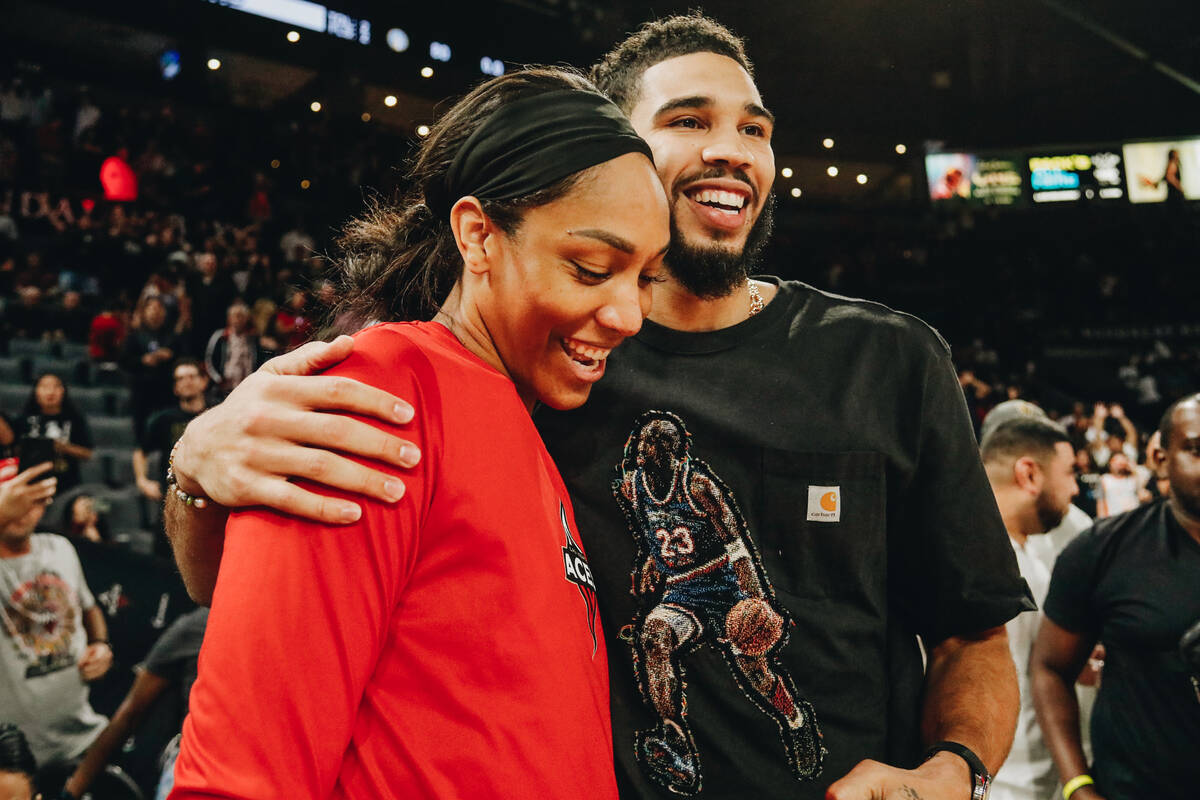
[923,740,991,800]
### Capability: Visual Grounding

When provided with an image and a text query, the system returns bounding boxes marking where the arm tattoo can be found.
[900,786,924,800]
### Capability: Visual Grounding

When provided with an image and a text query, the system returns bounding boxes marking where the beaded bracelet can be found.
[167,438,210,510]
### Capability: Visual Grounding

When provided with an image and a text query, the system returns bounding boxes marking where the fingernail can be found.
[340,504,362,523]
[399,444,421,466]
[393,402,414,424]
[384,479,405,502]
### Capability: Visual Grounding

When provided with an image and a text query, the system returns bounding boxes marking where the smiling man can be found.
[164,15,1031,800]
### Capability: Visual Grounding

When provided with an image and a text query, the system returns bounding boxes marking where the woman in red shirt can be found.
[169,67,669,800]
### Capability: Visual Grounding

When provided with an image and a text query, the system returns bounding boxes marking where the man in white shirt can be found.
[982,417,1079,800]
[0,468,112,769]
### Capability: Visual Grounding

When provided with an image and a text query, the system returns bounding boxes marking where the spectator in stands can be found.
[186,252,235,354]
[271,287,312,352]
[15,373,93,494]
[6,286,46,340]
[60,494,109,544]
[62,606,208,800]
[135,359,209,504]
[86,303,125,366]
[0,463,56,529]
[0,473,111,771]
[0,722,38,800]
[49,290,91,343]
[120,295,177,439]
[279,217,314,264]
[1061,402,1092,451]
[1074,448,1101,518]
[204,299,266,397]
[1097,452,1147,518]
[1087,403,1138,469]
[981,417,1078,800]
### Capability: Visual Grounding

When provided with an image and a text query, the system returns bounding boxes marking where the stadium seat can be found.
[89,416,137,449]
[113,528,157,556]
[0,357,29,384]
[0,383,26,414]
[104,485,148,531]
[107,387,133,415]
[103,448,135,486]
[7,338,56,358]
[80,453,108,486]
[90,362,126,387]
[31,357,88,386]
[60,341,91,362]
[71,387,111,416]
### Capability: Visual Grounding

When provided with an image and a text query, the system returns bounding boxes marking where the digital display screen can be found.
[926,152,1023,205]
[1123,139,1200,203]
[1027,150,1125,203]
[205,0,370,44]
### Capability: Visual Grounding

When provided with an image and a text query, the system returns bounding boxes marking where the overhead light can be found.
[416,125,431,137]
[420,66,434,78]
[310,101,322,113]
[286,30,300,43]
[895,143,907,155]
[827,166,839,177]
[384,95,398,107]
[822,138,834,149]
[429,42,452,62]
[856,173,868,184]
[780,167,793,178]
[386,28,410,53]
[790,187,802,198]
[269,159,280,169]
[480,56,505,77]
[206,58,221,71]
[300,179,311,189]
[361,112,371,122]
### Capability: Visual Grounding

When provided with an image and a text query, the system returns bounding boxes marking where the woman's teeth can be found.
[562,338,611,366]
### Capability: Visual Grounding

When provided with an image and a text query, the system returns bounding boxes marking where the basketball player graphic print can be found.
[613,411,824,795]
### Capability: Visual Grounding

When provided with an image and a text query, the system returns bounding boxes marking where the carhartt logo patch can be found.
[806,486,841,522]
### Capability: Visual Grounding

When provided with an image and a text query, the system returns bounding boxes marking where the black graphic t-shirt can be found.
[537,278,1033,799]
[141,405,202,488]
[19,410,93,493]
[1043,501,1200,800]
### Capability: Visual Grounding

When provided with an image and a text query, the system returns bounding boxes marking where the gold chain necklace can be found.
[747,279,764,316]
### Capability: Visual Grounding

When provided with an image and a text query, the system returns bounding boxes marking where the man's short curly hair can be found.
[591,13,755,114]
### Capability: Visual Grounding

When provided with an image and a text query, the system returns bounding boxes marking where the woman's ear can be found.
[449,196,494,275]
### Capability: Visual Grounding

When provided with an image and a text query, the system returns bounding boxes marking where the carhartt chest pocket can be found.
[755,450,887,605]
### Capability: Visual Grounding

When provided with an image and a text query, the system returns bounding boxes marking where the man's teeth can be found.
[690,189,746,210]
[562,338,611,364]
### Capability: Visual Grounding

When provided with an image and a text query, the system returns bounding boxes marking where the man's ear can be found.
[1151,444,1169,479]
[449,196,494,276]
[1013,455,1041,495]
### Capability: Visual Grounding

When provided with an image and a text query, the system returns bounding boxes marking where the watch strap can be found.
[924,740,991,800]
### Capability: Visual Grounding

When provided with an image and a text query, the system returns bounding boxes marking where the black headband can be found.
[424,89,653,220]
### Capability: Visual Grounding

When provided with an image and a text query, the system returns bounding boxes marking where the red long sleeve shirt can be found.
[172,322,615,800]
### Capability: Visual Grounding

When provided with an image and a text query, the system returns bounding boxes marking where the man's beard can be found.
[1035,492,1068,534]
[665,193,775,300]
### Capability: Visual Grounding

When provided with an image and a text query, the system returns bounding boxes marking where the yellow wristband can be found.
[1062,774,1094,800]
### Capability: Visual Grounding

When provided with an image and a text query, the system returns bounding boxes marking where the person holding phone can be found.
[15,373,93,494]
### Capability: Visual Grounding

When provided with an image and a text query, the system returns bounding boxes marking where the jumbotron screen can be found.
[925,152,1024,206]
[1123,139,1200,203]
[1027,150,1125,203]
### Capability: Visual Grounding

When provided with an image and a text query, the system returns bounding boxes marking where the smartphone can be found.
[17,437,58,470]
